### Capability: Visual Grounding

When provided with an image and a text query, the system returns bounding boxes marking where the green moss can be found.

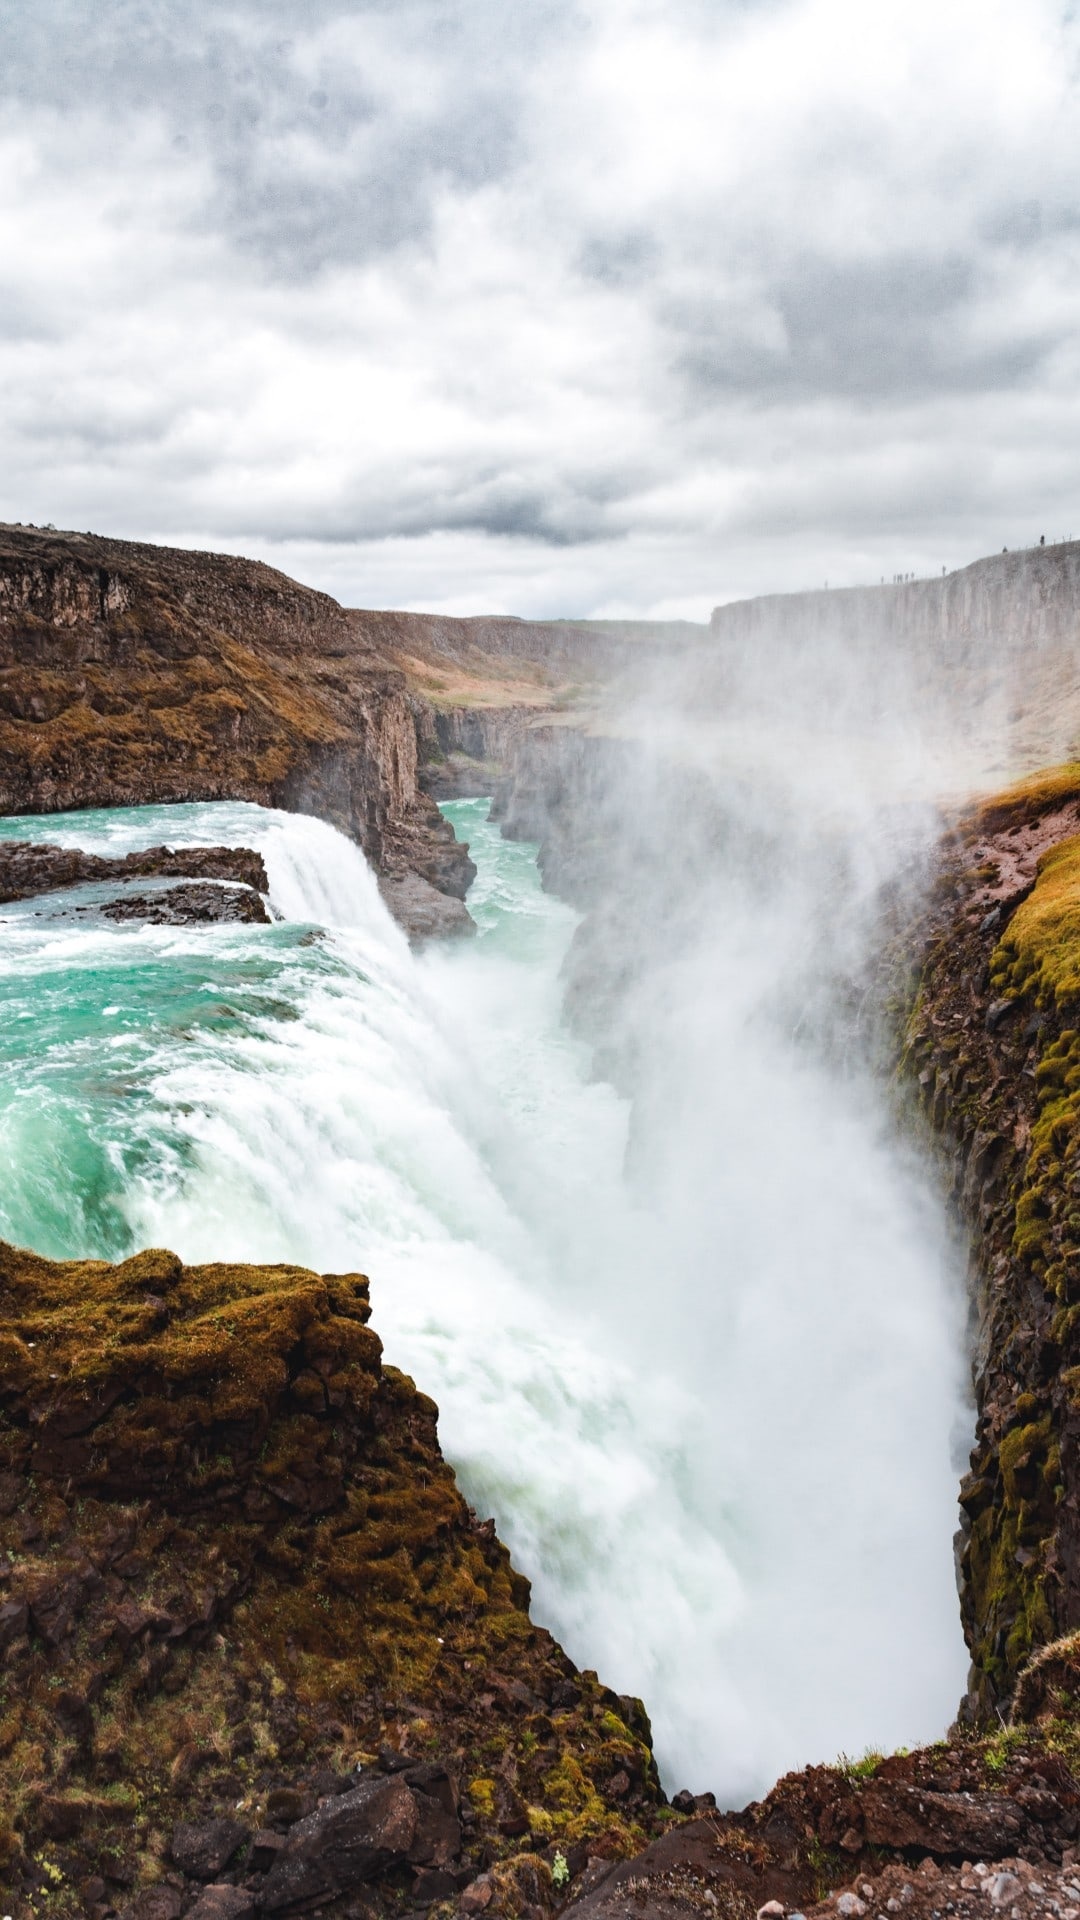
[992,838,1080,1008]
[983,1726,1025,1775]
[598,1709,629,1739]
[468,1777,497,1818]
[964,1413,1060,1689]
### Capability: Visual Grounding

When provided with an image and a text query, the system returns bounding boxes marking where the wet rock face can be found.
[95,881,270,924]
[378,871,475,940]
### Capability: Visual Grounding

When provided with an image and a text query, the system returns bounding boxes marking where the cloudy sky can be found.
[2,0,1079,617]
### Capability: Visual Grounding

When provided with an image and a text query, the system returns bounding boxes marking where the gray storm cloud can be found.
[2,0,1079,613]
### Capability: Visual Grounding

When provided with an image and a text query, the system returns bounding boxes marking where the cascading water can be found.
[0,788,967,1804]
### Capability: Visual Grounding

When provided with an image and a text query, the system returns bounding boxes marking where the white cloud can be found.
[1,0,1078,615]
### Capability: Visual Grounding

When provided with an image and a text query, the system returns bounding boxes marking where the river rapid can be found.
[0,793,967,1804]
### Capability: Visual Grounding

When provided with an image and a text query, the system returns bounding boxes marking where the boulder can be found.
[186,1889,257,1920]
[259,1774,431,1911]
[858,1783,1024,1856]
[407,1778,462,1869]
[169,1817,249,1880]
[118,1889,183,1920]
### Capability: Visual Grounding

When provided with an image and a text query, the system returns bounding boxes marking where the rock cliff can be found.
[0,527,473,939]
[0,1242,666,1919]
[0,525,699,934]
[902,766,1080,1717]
[710,544,1080,774]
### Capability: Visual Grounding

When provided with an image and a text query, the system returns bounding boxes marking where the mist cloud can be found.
[2,0,1079,614]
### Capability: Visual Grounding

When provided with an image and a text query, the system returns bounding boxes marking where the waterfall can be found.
[0,793,968,1803]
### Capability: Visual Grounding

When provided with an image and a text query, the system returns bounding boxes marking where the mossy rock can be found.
[0,1241,665,1914]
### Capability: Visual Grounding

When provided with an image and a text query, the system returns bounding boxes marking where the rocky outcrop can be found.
[94,883,270,926]
[12,1232,1080,1920]
[0,841,267,902]
[0,841,272,926]
[562,1737,1080,1920]
[0,1240,667,1918]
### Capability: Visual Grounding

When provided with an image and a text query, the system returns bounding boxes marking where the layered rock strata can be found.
[709,544,1080,774]
[0,525,704,936]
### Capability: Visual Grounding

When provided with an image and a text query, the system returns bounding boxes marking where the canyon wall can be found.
[0,524,696,936]
[10,526,1080,1914]
[710,545,1080,775]
[0,524,480,937]
[711,544,1080,660]
[902,770,1080,1716]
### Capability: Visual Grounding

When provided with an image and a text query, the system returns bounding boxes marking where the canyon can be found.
[6,526,1080,1920]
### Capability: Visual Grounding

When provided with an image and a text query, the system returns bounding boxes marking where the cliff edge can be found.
[0,1241,665,1918]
